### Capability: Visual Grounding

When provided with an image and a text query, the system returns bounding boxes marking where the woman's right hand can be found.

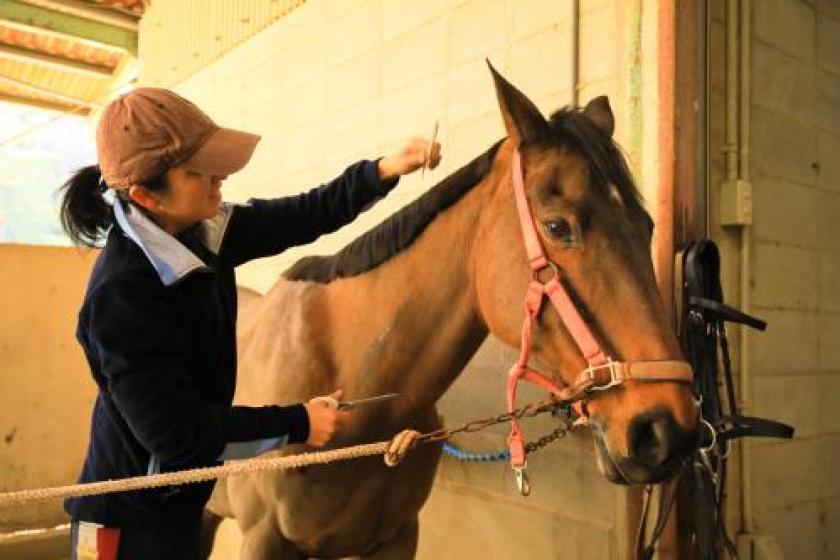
[303,390,351,447]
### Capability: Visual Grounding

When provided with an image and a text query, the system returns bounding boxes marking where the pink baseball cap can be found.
[96,87,260,189]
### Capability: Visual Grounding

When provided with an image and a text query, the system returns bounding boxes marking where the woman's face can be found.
[132,167,226,235]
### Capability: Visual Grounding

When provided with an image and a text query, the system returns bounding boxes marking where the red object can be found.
[96,527,120,560]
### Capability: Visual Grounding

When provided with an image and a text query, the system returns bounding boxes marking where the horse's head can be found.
[472,64,698,484]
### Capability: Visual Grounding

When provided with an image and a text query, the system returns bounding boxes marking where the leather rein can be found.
[505,147,693,495]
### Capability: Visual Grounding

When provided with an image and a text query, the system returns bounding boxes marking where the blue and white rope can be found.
[441,442,511,462]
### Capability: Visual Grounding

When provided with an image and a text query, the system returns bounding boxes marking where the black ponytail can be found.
[59,165,111,247]
[59,166,171,247]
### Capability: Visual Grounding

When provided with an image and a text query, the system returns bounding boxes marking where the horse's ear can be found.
[583,96,615,138]
[487,60,547,144]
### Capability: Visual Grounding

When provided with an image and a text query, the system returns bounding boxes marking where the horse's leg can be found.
[352,518,419,560]
[198,509,223,559]
[240,515,305,560]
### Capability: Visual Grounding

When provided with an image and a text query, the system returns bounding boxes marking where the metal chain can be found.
[418,398,568,444]
[524,425,570,454]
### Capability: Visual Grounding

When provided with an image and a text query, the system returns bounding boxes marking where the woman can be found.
[59,87,441,559]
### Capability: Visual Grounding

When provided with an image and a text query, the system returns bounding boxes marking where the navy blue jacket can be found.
[66,160,397,528]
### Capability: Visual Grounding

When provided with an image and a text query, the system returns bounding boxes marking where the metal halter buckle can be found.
[513,464,531,496]
[582,359,623,392]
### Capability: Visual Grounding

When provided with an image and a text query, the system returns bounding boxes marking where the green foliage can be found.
[0,101,97,246]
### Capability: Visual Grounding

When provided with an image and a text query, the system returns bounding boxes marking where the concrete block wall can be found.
[139,1,664,558]
[709,0,840,557]
[748,1,840,557]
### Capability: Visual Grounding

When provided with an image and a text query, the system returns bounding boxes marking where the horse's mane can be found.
[284,106,646,285]
[283,140,504,283]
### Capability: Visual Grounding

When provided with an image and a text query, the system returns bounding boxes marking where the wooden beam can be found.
[0,90,90,115]
[0,73,97,109]
[0,42,113,77]
[0,0,137,54]
[21,0,138,32]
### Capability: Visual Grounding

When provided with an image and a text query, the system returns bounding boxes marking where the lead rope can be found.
[0,398,571,508]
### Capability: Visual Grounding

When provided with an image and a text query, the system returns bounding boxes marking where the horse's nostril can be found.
[628,411,674,467]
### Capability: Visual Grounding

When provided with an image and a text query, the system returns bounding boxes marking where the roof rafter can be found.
[0,0,137,54]
[0,41,113,78]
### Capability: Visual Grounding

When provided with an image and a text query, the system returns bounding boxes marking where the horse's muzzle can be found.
[594,409,698,485]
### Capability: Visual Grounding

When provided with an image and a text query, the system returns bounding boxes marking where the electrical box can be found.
[721,179,753,226]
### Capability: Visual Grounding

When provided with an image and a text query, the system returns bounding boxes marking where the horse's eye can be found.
[543,218,581,247]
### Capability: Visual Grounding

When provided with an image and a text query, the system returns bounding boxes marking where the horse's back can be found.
[235,278,333,405]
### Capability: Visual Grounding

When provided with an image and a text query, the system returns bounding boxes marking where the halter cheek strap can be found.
[505,148,693,494]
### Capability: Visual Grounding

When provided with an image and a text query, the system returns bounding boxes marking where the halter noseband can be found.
[506,147,693,494]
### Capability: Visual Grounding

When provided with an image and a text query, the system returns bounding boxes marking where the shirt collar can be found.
[113,198,234,286]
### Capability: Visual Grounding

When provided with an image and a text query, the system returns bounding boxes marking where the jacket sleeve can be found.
[220,159,398,268]
[87,274,310,466]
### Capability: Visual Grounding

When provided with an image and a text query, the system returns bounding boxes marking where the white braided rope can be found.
[0,439,398,507]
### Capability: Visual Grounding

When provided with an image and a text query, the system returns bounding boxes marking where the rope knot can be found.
[384,429,421,467]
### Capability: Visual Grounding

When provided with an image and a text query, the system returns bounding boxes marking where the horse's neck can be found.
[323,179,491,414]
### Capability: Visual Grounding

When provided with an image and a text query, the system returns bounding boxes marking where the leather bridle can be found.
[505,147,693,494]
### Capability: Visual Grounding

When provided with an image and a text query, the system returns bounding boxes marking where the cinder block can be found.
[752,177,819,248]
[819,434,840,499]
[382,0,449,41]
[752,41,818,125]
[753,374,822,440]
[326,101,380,164]
[447,112,505,172]
[752,439,822,508]
[277,77,326,133]
[382,17,447,92]
[817,70,840,128]
[754,0,815,63]
[754,500,823,560]
[378,73,446,148]
[824,490,840,559]
[326,0,369,20]
[512,0,571,40]
[752,243,818,311]
[270,0,328,53]
[418,484,617,560]
[817,191,840,254]
[819,253,840,312]
[750,308,819,376]
[278,124,326,175]
[752,107,818,186]
[326,48,380,114]
[818,315,840,374]
[448,0,511,66]
[818,0,840,21]
[579,3,617,84]
[510,25,573,102]
[818,130,840,192]
[447,52,508,125]
[280,34,328,90]
[817,9,840,77]
[327,0,379,65]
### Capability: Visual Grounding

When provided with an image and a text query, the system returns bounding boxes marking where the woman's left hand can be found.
[378,137,442,181]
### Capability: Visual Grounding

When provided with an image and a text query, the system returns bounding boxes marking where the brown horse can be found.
[203,65,699,559]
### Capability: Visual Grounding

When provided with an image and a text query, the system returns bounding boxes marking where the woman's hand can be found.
[378,137,442,181]
[303,390,351,448]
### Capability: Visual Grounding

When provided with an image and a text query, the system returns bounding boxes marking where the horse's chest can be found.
[276,444,441,556]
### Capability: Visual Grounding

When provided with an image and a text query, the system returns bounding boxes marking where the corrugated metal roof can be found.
[140,0,304,86]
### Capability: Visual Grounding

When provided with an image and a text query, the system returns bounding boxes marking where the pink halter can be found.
[505,147,693,494]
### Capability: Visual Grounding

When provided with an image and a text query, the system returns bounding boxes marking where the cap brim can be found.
[181,126,260,176]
